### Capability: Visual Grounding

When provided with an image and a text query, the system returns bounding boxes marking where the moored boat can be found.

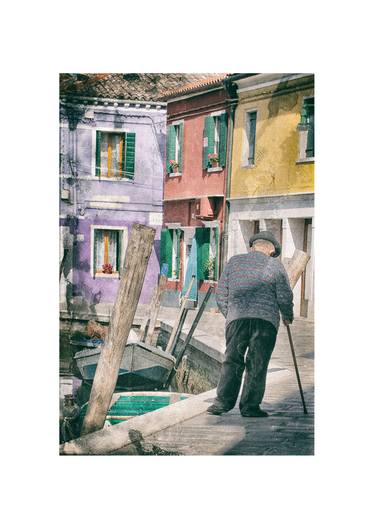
[78,391,191,427]
[74,341,176,390]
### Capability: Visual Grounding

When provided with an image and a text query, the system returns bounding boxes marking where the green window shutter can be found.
[121,133,126,178]
[248,112,257,165]
[178,123,184,172]
[116,231,121,273]
[219,113,228,167]
[176,228,181,279]
[214,227,220,280]
[95,131,102,176]
[203,116,215,169]
[166,125,176,172]
[160,228,173,277]
[196,227,210,280]
[93,229,97,277]
[306,113,314,157]
[125,132,136,179]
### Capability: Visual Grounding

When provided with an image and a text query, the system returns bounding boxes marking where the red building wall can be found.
[163,86,231,300]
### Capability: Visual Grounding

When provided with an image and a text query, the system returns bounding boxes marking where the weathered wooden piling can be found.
[284,248,310,414]
[81,223,156,435]
[284,249,310,289]
[145,273,167,344]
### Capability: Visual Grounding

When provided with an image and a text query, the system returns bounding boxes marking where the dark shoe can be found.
[241,406,269,418]
[207,403,231,415]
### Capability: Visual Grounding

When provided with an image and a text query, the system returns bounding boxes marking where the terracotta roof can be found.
[160,73,230,99]
[59,73,220,102]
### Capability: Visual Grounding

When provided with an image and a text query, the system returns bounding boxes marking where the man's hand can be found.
[283,318,293,326]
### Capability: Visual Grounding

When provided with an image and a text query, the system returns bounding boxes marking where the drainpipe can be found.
[220,81,238,273]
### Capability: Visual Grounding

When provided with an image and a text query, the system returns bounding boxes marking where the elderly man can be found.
[207,230,294,417]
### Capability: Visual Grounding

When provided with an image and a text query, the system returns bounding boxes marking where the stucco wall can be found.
[164,112,226,201]
[59,103,166,319]
[230,79,314,198]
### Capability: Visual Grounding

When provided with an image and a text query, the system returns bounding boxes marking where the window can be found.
[213,116,220,157]
[95,131,136,179]
[297,97,314,160]
[160,228,181,279]
[93,228,123,277]
[166,123,184,174]
[244,111,257,166]
[196,226,219,281]
[203,113,228,169]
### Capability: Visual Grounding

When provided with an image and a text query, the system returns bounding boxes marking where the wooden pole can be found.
[284,249,310,290]
[165,286,214,389]
[139,284,158,341]
[165,276,195,354]
[145,273,167,345]
[283,249,311,415]
[81,224,155,435]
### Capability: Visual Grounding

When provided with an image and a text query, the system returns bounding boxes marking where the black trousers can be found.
[215,318,277,412]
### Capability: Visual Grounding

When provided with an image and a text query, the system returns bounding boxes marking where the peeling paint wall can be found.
[59,102,166,320]
[230,77,314,198]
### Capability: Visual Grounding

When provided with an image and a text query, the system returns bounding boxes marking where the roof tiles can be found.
[59,73,224,102]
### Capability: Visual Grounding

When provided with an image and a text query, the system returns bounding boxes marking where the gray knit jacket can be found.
[216,250,294,330]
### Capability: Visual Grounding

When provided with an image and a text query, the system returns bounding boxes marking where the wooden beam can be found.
[284,249,310,290]
[81,224,156,435]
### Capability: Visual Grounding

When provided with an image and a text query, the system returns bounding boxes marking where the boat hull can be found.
[77,391,191,429]
[74,341,175,390]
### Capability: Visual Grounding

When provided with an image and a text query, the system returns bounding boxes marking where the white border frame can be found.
[91,127,133,179]
[90,224,128,278]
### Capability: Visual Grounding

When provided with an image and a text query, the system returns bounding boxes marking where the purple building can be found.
[59,74,212,322]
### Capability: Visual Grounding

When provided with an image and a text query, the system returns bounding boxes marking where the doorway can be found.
[300,218,312,317]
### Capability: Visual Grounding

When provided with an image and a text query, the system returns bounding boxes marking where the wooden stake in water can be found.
[81,224,155,435]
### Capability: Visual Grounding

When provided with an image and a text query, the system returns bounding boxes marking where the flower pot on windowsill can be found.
[210,160,219,168]
[171,165,179,173]
[102,264,113,274]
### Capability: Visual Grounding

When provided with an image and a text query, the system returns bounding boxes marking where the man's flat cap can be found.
[249,230,281,258]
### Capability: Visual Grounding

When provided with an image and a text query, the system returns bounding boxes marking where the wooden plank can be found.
[81,224,156,435]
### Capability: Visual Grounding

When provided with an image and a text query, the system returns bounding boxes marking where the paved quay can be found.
[60,308,314,455]
[123,309,314,456]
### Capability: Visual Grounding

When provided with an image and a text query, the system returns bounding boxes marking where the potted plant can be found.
[208,153,219,168]
[102,263,113,274]
[169,159,179,173]
[204,257,216,280]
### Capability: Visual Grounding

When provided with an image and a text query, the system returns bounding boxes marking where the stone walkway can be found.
[119,312,315,455]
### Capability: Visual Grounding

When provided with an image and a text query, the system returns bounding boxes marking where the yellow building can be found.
[227,74,314,319]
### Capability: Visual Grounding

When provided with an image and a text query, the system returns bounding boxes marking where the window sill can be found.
[90,176,135,182]
[241,163,256,169]
[168,172,182,178]
[207,166,223,173]
[296,157,314,164]
[203,279,217,283]
[94,272,120,279]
